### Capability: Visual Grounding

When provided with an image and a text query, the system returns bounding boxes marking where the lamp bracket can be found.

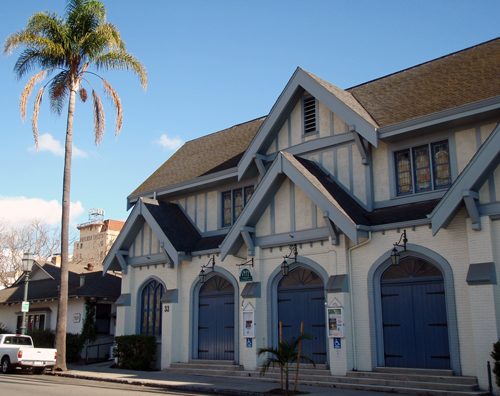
[283,244,298,262]
[236,258,254,268]
[201,255,215,272]
[393,230,407,251]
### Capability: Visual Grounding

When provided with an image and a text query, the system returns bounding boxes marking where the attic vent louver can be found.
[303,96,317,134]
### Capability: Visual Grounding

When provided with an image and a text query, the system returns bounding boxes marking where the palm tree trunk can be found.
[54,84,77,371]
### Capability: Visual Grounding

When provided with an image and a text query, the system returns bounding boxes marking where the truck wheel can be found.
[33,367,46,375]
[1,357,12,374]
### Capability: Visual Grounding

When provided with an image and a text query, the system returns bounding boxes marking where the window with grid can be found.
[140,280,163,336]
[303,96,317,135]
[395,140,451,196]
[222,185,254,227]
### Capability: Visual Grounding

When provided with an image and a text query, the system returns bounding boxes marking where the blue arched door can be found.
[381,257,450,369]
[278,267,327,364]
[198,276,235,360]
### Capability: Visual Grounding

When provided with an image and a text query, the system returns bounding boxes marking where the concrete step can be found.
[375,366,455,376]
[189,359,236,366]
[347,370,478,385]
[170,362,243,371]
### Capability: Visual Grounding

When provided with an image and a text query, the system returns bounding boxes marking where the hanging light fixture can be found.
[199,256,215,283]
[281,244,298,277]
[390,230,407,266]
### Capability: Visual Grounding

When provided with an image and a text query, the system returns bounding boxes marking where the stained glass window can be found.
[140,280,164,336]
[221,185,254,227]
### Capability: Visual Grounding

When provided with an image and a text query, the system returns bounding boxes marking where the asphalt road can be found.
[0,373,216,396]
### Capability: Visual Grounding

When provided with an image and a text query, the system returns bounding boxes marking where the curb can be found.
[49,371,265,396]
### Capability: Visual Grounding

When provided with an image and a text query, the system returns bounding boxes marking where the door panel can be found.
[381,281,450,369]
[278,287,326,364]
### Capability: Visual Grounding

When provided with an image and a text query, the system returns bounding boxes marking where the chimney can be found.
[87,263,94,271]
[80,274,85,287]
[51,254,61,267]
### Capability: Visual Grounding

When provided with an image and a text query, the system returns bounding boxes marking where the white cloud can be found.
[29,133,87,158]
[0,196,84,228]
[155,134,183,150]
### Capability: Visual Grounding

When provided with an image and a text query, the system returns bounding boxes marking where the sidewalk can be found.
[49,361,395,396]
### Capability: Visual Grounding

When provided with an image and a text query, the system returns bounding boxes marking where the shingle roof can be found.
[294,156,439,226]
[0,263,121,303]
[347,38,500,127]
[142,198,225,253]
[131,117,265,196]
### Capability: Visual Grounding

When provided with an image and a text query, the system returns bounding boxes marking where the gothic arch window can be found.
[382,257,443,283]
[140,279,164,336]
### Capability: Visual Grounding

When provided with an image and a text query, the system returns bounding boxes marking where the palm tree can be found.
[257,333,315,391]
[3,0,146,370]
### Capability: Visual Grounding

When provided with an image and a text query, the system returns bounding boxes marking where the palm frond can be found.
[20,70,47,121]
[95,50,147,89]
[102,78,122,137]
[49,72,70,116]
[92,89,105,146]
[32,86,45,151]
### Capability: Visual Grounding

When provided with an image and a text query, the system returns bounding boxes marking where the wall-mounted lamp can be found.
[199,255,215,283]
[390,230,408,266]
[281,244,298,277]
[236,258,254,268]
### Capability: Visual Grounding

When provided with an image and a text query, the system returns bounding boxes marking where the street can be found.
[0,374,215,396]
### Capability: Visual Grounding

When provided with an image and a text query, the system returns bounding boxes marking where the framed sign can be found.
[239,267,253,283]
[73,313,81,323]
[327,307,344,338]
[242,310,255,338]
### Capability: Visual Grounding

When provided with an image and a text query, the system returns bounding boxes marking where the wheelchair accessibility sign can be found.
[333,338,341,349]
[246,338,253,348]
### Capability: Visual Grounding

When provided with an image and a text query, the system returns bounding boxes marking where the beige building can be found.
[74,214,124,271]
[104,38,500,393]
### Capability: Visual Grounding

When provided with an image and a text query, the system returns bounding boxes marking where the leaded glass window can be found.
[395,140,451,196]
[140,280,164,336]
[221,185,254,227]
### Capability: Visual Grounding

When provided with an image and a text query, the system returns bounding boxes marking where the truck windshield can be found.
[4,336,33,346]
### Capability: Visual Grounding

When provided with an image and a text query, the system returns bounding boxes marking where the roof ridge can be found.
[347,36,500,90]
[184,116,267,145]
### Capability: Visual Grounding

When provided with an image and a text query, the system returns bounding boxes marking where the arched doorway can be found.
[198,275,235,360]
[381,256,450,369]
[278,267,327,364]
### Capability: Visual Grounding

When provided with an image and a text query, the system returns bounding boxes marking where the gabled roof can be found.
[348,38,500,127]
[221,152,439,259]
[103,198,224,272]
[238,67,379,180]
[429,122,500,234]
[0,263,121,304]
[129,117,265,202]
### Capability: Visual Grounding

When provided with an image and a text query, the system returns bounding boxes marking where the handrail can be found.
[85,342,114,365]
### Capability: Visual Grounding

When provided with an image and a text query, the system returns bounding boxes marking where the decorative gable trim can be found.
[429,123,500,235]
[221,152,367,260]
[238,68,378,181]
[103,198,188,273]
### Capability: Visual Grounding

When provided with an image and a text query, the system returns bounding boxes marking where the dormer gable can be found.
[238,67,379,181]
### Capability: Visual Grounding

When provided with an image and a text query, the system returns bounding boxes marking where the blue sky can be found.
[1,0,499,231]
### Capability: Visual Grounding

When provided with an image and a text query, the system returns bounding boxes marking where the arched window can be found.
[140,279,164,336]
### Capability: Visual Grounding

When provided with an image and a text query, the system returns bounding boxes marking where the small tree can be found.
[491,341,500,387]
[257,333,315,391]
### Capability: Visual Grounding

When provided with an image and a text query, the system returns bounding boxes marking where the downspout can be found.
[348,231,371,371]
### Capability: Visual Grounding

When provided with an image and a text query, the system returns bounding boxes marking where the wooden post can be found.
[280,321,283,390]
[294,321,304,392]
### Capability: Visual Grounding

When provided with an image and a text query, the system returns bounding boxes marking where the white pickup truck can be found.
[0,334,57,374]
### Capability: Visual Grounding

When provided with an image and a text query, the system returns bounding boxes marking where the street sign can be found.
[333,338,341,349]
[21,301,29,313]
[246,338,253,348]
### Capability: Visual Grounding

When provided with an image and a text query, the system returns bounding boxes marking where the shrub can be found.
[66,333,85,363]
[113,335,157,371]
[0,323,11,334]
[28,328,55,347]
[491,341,500,387]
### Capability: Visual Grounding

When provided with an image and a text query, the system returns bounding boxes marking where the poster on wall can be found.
[328,308,344,338]
[242,311,255,338]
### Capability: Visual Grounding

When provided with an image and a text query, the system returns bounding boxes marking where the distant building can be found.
[73,208,124,272]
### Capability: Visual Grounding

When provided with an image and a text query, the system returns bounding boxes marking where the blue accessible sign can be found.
[246,338,253,348]
[333,338,341,349]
